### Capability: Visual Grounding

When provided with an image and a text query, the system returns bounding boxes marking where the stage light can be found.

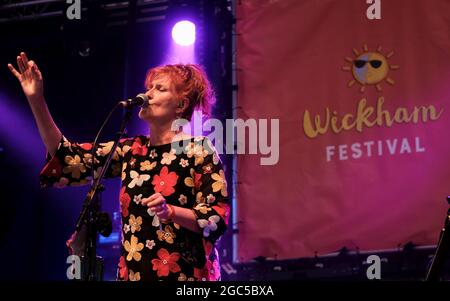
[171,20,196,46]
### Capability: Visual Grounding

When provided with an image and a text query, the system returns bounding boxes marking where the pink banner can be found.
[236,0,450,261]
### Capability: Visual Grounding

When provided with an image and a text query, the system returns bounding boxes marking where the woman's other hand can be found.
[8,51,44,101]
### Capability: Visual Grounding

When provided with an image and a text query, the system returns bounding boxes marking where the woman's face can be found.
[139,74,181,124]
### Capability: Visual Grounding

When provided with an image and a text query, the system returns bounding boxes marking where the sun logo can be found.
[343,44,399,93]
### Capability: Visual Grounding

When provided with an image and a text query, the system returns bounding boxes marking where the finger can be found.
[147,197,165,208]
[141,193,160,205]
[21,52,29,66]
[29,61,40,79]
[142,194,163,206]
[7,64,21,79]
[17,56,26,73]
[33,64,43,81]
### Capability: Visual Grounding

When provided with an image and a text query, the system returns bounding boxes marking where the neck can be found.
[148,121,189,146]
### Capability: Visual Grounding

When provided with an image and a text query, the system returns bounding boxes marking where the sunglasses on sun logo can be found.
[354,60,383,68]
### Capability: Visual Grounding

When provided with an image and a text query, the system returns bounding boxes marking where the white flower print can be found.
[206,194,216,204]
[197,215,221,237]
[123,224,131,234]
[128,170,150,188]
[178,194,188,205]
[147,208,160,227]
[146,240,156,250]
[160,149,177,165]
[133,194,142,205]
[179,158,189,168]
[149,149,158,159]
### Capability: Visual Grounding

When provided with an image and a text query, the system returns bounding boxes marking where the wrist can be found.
[167,204,176,221]
[27,94,45,104]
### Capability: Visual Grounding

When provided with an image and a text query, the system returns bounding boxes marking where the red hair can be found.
[144,64,216,121]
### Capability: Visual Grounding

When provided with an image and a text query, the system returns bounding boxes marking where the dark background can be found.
[0,0,234,281]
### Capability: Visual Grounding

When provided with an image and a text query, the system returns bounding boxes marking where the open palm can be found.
[8,52,44,100]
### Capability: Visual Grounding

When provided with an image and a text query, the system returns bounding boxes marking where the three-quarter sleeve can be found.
[39,135,127,188]
[190,137,230,245]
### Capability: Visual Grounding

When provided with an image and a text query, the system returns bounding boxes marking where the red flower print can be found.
[203,240,213,257]
[152,166,179,196]
[213,203,230,224]
[40,156,62,178]
[79,143,93,151]
[118,256,128,281]
[120,187,131,217]
[151,248,181,277]
[193,172,202,190]
[194,260,220,281]
[131,138,148,156]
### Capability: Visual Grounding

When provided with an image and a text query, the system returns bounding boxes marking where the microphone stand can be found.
[425,196,450,281]
[74,106,133,281]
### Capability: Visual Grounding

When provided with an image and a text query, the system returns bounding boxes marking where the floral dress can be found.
[39,135,230,281]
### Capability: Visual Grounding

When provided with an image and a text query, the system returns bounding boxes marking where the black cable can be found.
[90,102,122,184]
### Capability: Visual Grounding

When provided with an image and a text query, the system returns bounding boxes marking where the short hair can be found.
[144,64,216,121]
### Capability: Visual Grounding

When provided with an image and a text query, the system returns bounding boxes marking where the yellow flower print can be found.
[194,203,212,215]
[196,192,205,204]
[185,143,209,166]
[63,155,86,179]
[140,160,157,171]
[156,225,176,244]
[82,153,99,167]
[211,170,228,197]
[96,142,112,157]
[160,149,177,165]
[178,272,194,281]
[121,162,127,180]
[184,168,195,191]
[121,145,131,156]
[128,214,142,233]
[184,168,201,194]
[124,235,144,262]
[129,270,141,281]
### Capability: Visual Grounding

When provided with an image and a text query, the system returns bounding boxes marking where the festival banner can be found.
[236,0,450,261]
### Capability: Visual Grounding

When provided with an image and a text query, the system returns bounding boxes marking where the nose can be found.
[145,89,153,99]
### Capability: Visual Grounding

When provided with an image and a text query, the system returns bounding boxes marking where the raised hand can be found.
[8,52,44,101]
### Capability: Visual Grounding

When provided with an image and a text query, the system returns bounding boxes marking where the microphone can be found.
[119,93,149,108]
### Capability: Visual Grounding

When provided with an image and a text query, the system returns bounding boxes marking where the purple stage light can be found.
[171,20,196,46]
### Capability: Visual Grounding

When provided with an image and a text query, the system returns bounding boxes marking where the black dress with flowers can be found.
[39,135,229,281]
